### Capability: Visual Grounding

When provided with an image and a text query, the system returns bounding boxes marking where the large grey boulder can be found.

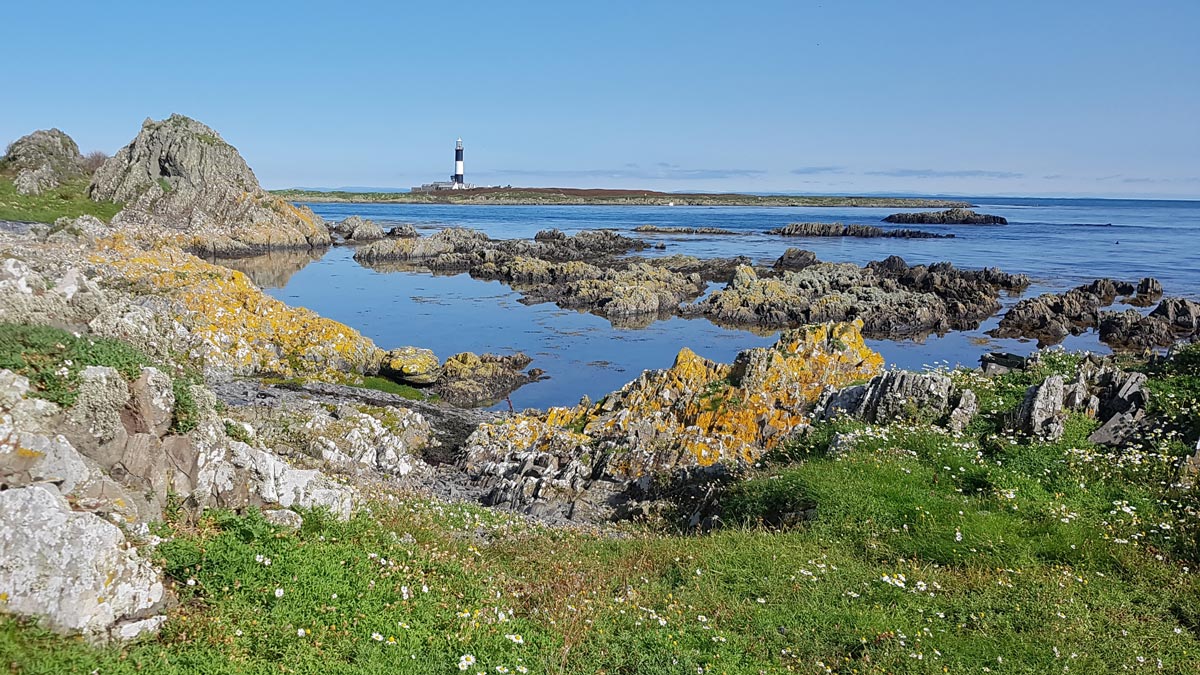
[817,371,956,423]
[334,215,385,242]
[2,128,85,195]
[88,114,329,255]
[0,485,167,642]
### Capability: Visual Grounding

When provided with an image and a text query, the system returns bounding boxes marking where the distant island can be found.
[271,186,973,208]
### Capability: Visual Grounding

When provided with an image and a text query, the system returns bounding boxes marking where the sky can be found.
[4,1,1199,198]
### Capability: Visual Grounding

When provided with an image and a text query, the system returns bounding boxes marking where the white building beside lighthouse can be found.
[412,138,475,192]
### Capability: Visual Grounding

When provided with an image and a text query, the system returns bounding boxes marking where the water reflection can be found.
[209,248,327,289]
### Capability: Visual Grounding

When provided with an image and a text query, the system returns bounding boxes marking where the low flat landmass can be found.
[272,186,973,208]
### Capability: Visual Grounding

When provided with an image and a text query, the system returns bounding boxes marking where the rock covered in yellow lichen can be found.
[381,346,442,385]
[91,238,382,379]
[463,320,883,482]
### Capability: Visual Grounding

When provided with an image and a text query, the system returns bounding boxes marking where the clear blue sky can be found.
[5,1,1198,197]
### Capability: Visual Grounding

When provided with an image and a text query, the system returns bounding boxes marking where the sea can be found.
[235,197,1200,410]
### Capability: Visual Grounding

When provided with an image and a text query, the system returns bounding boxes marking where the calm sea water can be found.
[252,197,1200,410]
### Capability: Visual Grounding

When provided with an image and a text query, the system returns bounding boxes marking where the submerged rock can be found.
[883,208,1007,225]
[89,114,329,256]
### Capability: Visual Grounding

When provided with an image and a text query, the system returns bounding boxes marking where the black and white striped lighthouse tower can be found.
[451,138,465,188]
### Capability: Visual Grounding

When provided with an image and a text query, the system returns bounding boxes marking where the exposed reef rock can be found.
[459,322,882,521]
[433,352,545,407]
[883,208,1007,225]
[991,278,1168,347]
[634,225,739,235]
[684,255,1028,337]
[1098,297,1200,350]
[768,222,953,239]
[381,346,442,385]
[774,248,819,271]
[2,128,86,196]
[331,215,385,242]
[88,115,329,256]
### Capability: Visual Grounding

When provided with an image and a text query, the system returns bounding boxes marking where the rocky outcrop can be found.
[768,222,953,239]
[1096,297,1200,350]
[817,371,956,424]
[2,129,85,196]
[883,208,1007,225]
[387,223,419,238]
[0,485,168,642]
[433,352,544,407]
[990,278,1164,346]
[773,248,819,271]
[459,322,883,521]
[332,215,385,242]
[1013,375,1067,440]
[684,257,1028,337]
[88,115,329,256]
[634,225,740,235]
[381,346,442,385]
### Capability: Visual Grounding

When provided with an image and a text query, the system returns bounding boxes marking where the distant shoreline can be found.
[272,186,972,208]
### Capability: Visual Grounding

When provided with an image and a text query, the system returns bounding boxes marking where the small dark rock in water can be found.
[768,222,953,239]
[773,248,819,271]
[387,223,419,238]
[883,208,1008,225]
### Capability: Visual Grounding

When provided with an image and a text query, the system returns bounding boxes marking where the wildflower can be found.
[516,667,528,674]
[506,634,525,644]
[460,655,477,668]
[496,668,510,674]
[186,578,196,587]
[756,598,766,604]
[697,615,708,623]
[372,632,383,641]
[274,588,284,598]
[297,628,306,637]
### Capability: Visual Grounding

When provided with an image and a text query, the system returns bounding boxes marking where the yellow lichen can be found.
[91,238,383,379]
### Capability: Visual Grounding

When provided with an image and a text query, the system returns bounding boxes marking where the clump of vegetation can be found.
[353,375,435,401]
[0,175,121,223]
[0,323,153,406]
[0,323,200,434]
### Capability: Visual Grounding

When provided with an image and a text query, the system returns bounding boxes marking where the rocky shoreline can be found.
[2,115,1199,654]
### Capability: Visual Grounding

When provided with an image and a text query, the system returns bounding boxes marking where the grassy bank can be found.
[272,187,971,209]
[3,346,1198,673]
[0,175,121,224]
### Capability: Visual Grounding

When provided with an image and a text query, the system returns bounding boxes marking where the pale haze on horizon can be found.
[5,0,1198,199]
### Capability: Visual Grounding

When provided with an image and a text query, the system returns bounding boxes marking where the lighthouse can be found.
[451,138,465,188]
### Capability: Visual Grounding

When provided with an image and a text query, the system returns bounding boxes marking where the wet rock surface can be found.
[768,222,953,239]
[883,208,1008,225]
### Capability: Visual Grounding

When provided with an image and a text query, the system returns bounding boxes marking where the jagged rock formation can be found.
[817,371,958,424]
[683,256,1029,337]
[1099,297,1200,350]
[460,322,883,521]
[774,248,819,271]
[634,225,740,235]
[883,208,1007,225]
[990,278,1160,346]
[990,278,1184,349]
[2,129,86,196]
[768,222,953,239]
[88,114,329,256]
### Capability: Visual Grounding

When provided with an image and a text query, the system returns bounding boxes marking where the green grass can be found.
[354,375,436,401]
[0,323,199,432]
[0,175,121,224]
[3,348,1200,673]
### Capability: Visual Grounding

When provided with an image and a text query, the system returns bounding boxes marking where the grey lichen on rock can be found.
[88,114,330,256]
[0,484,168,643]
[2,128,86,196]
